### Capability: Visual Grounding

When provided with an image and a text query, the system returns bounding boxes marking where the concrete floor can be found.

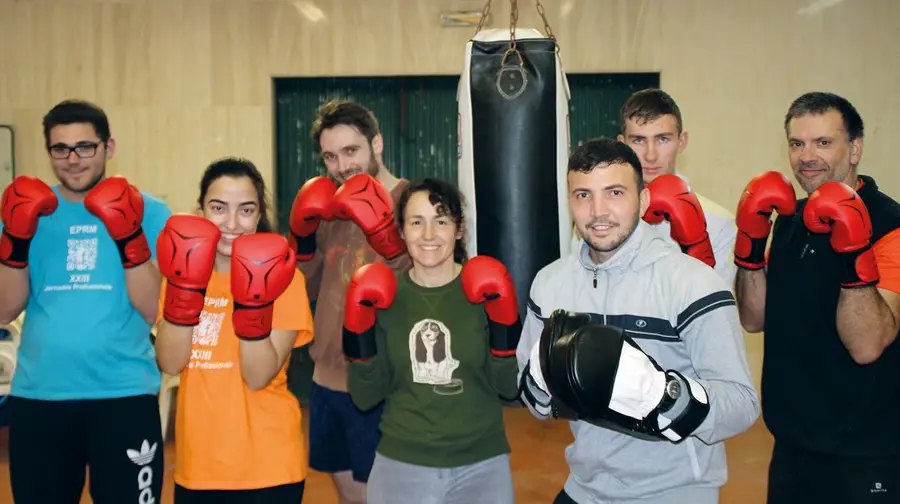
[0,405,774,503]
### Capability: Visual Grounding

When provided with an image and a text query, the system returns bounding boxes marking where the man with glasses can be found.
[0,99,171,504]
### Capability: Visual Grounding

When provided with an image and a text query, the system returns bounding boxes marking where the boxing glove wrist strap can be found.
[289,232,317,263]
[838,245,880,289]
[232,302,275,341]
[734,235,768,270]
[342,326,377,361]
[162,284,207,327]
[519,361,553,416]
[115,228,151,269]
[488,317,522,358]
[0,229,32,269]
[655,370,711,443]
[518,363,592,420]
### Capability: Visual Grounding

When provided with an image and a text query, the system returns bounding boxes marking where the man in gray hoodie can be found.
[517,138,759,504]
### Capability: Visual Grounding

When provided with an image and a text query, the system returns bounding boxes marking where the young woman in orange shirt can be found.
[154,157,313,503]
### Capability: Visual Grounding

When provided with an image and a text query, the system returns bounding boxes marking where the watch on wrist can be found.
[659,375,681,413]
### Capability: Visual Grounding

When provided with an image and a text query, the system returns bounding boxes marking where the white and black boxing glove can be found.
[522,309,710,443]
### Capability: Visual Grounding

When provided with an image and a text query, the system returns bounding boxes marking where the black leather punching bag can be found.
[458,27,573,319]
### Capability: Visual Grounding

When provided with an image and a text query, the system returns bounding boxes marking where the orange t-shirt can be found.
[873,229,900,294]
[856,178,900,294]
[158,268,314,491]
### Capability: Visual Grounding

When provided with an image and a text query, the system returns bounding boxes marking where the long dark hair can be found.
[197,157,274,233]
[397,178,468,264]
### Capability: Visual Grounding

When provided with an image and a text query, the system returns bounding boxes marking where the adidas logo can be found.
[127,440,158,504]
[126,440,158,467]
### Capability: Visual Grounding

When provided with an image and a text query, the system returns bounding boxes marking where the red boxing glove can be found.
[84,176,151,268]
[230,233,296,340]
[0,176,58,268]
[288,176,337,262]
[461,255,522,358]
[157,215,220,326]
[342,263,396,361]
[734,171,797,270]
[331,174,406,260]
[643,174,715,268]
[803,181,879,288]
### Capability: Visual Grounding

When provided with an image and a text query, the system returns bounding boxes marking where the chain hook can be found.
[501,0,522,67]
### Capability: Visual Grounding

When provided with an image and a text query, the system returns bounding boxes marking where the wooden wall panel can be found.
[1,0,899,388]
[2,0,898,206]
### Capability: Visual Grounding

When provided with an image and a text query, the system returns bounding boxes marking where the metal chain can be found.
[535,0,562,65]
[473,0,492,37]
[534,0,555,40]
[499,0,522,66]
[508,0,519,53]
[474,0,556,45]
[478,0,562,67]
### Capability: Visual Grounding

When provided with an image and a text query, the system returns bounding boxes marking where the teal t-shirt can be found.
[0,184,171,400]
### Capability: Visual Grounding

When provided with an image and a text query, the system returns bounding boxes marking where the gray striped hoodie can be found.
[517,220,759,504]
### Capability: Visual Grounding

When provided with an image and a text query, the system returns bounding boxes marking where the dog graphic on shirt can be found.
[408,319,462,394]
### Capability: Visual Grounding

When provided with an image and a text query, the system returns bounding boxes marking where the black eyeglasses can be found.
[48,142,102,160]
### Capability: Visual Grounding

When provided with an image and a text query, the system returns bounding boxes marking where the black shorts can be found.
[307,381,384,483]
[174,481,305,503]
[767,441,900,504]
[8,394,164,504]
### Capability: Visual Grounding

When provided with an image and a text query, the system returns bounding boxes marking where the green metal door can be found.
[274,72,659,228]
[568,73,661,145]
[273,76,460,231]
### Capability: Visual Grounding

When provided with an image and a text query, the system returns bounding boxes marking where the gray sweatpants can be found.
[367,452,515,504]
[563,480,719,504]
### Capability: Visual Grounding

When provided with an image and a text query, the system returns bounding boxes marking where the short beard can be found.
[337,154,381,184]
[62,168,105,194]
[579,214,640,260]
[366,155,380,177]
[795,160,845,194]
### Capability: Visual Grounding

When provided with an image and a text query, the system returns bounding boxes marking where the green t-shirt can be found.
[347,269,520,468]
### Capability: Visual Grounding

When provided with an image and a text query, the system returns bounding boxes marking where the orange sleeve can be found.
[873,228,900,294]
[272,268,314,348]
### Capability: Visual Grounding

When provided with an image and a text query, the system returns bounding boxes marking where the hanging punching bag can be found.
[457,25,572,319]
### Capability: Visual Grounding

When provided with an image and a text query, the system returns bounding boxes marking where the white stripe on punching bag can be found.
[457,27,573,263]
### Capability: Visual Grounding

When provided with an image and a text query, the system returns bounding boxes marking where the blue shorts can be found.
[308,381,384,483]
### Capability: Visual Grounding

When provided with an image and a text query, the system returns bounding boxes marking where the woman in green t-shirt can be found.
[343,177,521,504]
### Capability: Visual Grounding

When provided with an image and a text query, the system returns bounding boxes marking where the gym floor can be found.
[0,405,773,503]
